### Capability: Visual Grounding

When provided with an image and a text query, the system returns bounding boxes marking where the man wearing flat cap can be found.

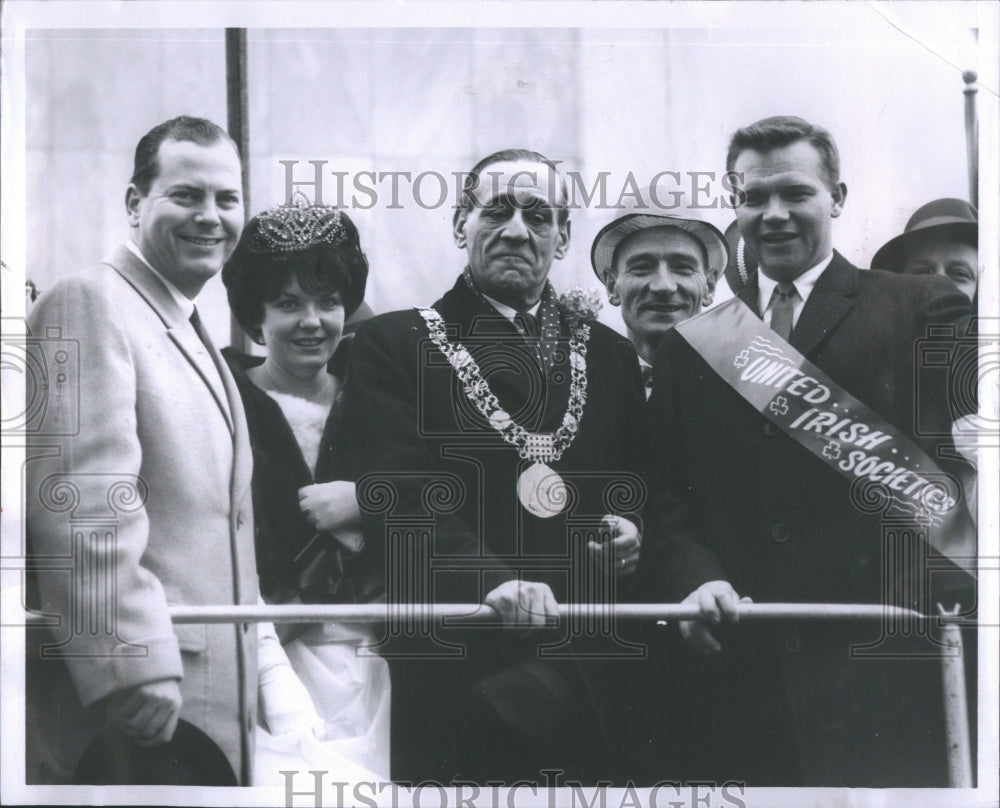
[872,197,979,302]
[645,116,977,786]
[592,204,728,397]
[341,149,647,784]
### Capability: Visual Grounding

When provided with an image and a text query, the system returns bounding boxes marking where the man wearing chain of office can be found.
[341,149,649,784]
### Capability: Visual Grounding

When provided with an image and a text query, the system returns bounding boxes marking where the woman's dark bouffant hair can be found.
[223,206,368,344]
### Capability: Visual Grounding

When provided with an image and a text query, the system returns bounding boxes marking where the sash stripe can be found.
[674,298,975,576]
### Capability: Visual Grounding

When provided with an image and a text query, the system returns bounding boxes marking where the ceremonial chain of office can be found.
[418,306,591,517]
[417,307,590,463]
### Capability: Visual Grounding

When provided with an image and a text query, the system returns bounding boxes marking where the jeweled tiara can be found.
[247,191,347,253]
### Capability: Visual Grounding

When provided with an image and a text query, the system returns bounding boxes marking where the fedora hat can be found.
[871,198,978,272]
[591,192,728,284]
[73,719,238,786]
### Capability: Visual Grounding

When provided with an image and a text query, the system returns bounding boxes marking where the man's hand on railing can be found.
[118,678,183,747]
[679,580,753,655]
[587,514,642,576]
[484,579,559,627]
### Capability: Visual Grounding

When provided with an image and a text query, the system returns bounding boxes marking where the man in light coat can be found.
[25,116,260,784]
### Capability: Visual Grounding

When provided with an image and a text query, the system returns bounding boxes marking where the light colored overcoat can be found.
[25,244,258,784]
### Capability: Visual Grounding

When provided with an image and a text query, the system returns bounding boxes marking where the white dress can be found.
[252,392,391,786]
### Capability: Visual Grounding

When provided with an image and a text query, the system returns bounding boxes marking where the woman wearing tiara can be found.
[221,196,389,783]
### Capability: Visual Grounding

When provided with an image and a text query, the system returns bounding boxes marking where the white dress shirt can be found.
[481,292,542,323]
[757,253,833,331]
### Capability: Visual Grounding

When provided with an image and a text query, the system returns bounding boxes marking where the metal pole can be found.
[225,28,251,353]
[939,612,973,787]
[95,601,930,625]
[963,70,978,207]
[23,601,968,781]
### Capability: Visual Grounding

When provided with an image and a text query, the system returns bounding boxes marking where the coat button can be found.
[784,633,802,653]
[771,523,790,543]
[763,422,781,437]
[246,711,254,733]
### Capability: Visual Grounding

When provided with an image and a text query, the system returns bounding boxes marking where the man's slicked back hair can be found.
[726,115,841,191]
[457,148,569,225]
[130,116,238,195]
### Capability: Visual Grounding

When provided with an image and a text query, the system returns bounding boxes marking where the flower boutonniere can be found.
[557,286,602,326]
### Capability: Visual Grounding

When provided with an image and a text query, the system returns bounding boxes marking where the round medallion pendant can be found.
[517,462,566,518]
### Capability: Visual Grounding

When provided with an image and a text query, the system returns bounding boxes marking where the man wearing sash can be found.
[646,116,976,785]
[342,149,647,783]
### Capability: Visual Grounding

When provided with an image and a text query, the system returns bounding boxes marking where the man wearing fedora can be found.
[644,116,977,785]
[872,197,979,302]
[591,204,728,398]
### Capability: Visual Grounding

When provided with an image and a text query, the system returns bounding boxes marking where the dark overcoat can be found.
[645,253,977,786]
[340,275,650,783]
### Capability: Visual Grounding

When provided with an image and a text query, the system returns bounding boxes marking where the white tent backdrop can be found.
[2,3,999,807]
[19,7,986,344]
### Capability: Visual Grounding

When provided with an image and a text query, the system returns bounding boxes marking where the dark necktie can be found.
[514,311,544,373]
[189,305,232,418]
[769,282,797,340]
[189,305,214,352]
[640,364,654,400]
[514,311,539,339]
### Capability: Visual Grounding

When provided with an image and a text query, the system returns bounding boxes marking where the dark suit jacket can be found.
[343,275,647,604]
[646,252,976,786]
[340,274,648,782]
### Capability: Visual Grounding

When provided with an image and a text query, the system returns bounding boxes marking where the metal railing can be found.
[22,602,973,787]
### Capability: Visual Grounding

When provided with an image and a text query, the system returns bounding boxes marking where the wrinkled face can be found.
[259,276,345,378]
[126,138,244,298]
[606,227,713,345]
[732,140,846,283]
[454,159,570,310]
[901,234,978,302]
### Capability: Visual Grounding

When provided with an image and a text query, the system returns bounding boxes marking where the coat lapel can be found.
[219,355,253,504]
[790,252,858,357]
[107,244,234,434]
[434,274,519,338]
[736,271,762,317]
[737,253,858,358]
[432,273,569,433]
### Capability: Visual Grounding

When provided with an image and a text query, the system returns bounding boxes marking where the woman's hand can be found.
[298,480,361,532]
[257,620,322,736]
